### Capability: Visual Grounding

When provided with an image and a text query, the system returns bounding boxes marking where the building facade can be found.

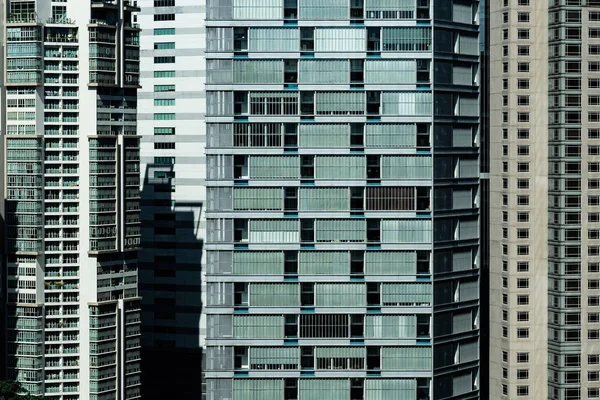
[489,1,600,399]
[137,0,206,398]
[204,0,481,399]
[3,0,142,398]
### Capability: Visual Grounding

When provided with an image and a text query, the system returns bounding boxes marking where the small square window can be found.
[517,369,529,380]
[517,386,529,396]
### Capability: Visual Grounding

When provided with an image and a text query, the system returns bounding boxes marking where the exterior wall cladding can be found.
[3,0,142,398]
[489,1,600,400]
[204,0,482,399]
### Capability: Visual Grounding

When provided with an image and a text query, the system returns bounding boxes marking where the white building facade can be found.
[137,0,205,397]
[4,0,142,398]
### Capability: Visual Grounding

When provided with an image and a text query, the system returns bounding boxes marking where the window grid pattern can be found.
[205,1,480,398]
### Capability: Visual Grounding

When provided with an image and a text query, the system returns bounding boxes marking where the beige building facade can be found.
[491,0,600,399]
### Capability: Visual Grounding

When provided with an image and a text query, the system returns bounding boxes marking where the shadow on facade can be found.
[140,164,203,399]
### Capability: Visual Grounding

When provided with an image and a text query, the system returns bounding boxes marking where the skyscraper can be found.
[137,0,206,398]
[204,1,481,398]
[3,0,142,398]
[489,1,600,399]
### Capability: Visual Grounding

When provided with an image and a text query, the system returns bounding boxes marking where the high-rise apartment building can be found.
[204,1,481,398]
[3,0,142,398]
[489,1,600,399]
[137,0,205,398]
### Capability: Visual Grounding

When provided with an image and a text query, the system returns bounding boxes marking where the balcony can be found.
[91,0,118,8]
[123,0,141,11]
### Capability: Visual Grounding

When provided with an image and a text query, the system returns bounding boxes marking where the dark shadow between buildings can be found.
[140,164,203,399]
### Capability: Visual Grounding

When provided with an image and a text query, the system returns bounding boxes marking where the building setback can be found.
[204,0,481,399]
[3,0,142,398]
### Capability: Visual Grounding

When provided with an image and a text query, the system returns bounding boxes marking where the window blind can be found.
[459,341,479,363]
[457,34,478,56]
[206,27,234,52]
[453,1,473,24]
[249,28,300,52]
[381,283,431,306]
[453,373,473,396]
[458,280,478,302]
[206,346,234,371]
[207,59,233,84]
[381,28,431,52]
[381,347,432,370]
[365,124,416,148]
[365,60,416,84]
[298,187,349,211]
[315,283,366,306]
[453,311,472,334]
[458,158,478,178]
[315,219,366,242]
[233,379,284,400]
[207,380,232,400]
[365,0,415,19]
[207,123,233,148]
[233,188,283,210]
[315,347,365,358]
[299,124,349,148]
[365,315,416,339]
[364,251,416,275]
[206,0,233,20]
[299,60,349,84]
[249,156,299,179]
[299,379,350,400]
[458,97,478,117]
[206,91,234,116]
[315,92,364,115]
[315,28,366,52]
[453,127,473,147]
[207,314,233,338]
[315,156,366,179]
[233,0,282,20]
[233,251,283,275]
[299,0,348,19]
[248,283,299,307]
[453,65,472,86]
[365,379,417,400]
[381,219,432,243]
[207,282,233,306]
[207,251,233,275]
[249,347,299,366]
[233,315,283,338]
[381,156,432,179]
[452,250,472,272]
[458,219,478,240]
[298,251,350,275]
[249,219,300,243]
[381,92,431,116]
[234,59,282,84]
